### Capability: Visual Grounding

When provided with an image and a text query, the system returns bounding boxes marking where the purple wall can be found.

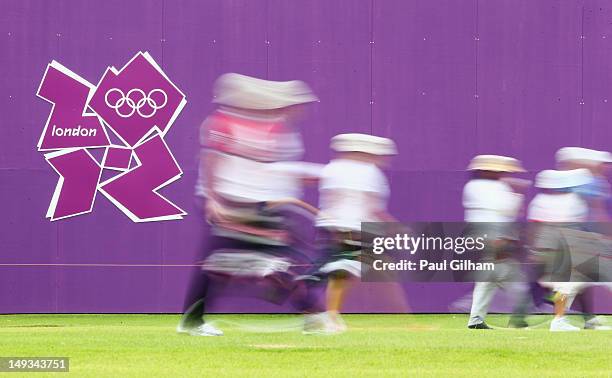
[1,0,611,313]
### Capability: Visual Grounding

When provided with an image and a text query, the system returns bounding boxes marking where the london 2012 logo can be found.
[36,51,187,222]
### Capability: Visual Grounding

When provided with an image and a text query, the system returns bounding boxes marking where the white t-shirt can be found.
[316,159,389,231]
[194,110,304,199]
[463,179,523,222]
[212,155,304,202]
[527,192,588,222]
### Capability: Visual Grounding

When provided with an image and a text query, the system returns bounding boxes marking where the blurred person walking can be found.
[552,147,612,330]
[463,155,529,329]
[178,73,324,336]
[314,133,398,332]
[526,169,595,331]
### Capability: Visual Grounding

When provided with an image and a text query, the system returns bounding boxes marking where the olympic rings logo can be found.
[104,88,168,118]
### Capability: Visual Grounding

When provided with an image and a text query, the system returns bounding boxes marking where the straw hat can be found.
[535,168,593,189]
[212,73,318,109]
[555,147,612,164]
[467,155,525,172]
[330,133,397,155]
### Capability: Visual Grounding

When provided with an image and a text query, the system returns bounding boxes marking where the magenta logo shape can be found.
[37,51,187,222]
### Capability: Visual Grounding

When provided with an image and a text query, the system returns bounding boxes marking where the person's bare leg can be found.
[550,291,581,331]
[327,275,350,314]
[326,272,352,330]
[554,292,568,318]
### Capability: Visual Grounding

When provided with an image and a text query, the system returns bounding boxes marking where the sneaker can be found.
[176,318,203,334]
[303,313,336,335]
[468,322,492,329]
[508,317,529,329]
[188,323,224,336]
[550,317,580,332]
[176,323,189,334]
[585,317,612,330]
[327,312,347,333]
[333,313,347,333]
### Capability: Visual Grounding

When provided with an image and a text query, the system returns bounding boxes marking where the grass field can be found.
[1,314,611,377]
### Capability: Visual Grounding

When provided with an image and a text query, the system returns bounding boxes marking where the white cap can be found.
[212,73,318,110]
[330,133,397,155]
[535,168,593,189]
[467,155,525,172]
[555,147,612,164]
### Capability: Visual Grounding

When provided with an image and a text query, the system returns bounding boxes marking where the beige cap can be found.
[331,133,397,155]
[212,73,318,109]
[467,155,525,172]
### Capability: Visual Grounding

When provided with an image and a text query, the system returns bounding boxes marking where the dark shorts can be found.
[314,228,363,277]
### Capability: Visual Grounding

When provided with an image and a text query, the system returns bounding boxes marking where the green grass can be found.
[0,314,611,377]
